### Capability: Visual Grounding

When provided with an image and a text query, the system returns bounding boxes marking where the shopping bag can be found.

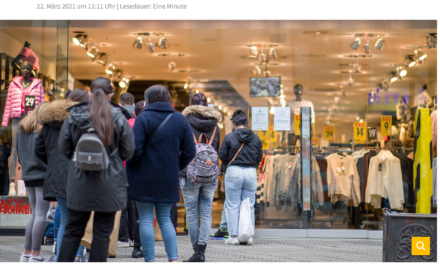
[238,198,254,243]
[154,210,163,241]
[80,211,121,257]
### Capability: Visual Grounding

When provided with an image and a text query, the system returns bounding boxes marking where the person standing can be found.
[119,92,136,118]
[57,77,135,262]
[16,104,48,262]
[218,110,262,245]
[127,85,195,262]
[180,93,222,262]
[35,89,89,262]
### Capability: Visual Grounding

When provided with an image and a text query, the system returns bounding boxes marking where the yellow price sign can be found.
[257,131,270,150]
[354,122,367,142]
[311,137,320,146]
[381,115,392,136]
[324,126,335,141]
[269,125,277,143]
[294,115,301,136]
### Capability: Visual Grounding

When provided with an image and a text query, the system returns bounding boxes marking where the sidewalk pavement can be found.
[0,236,382,262]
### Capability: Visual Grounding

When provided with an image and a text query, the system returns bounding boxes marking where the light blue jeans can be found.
[181,178,218,247]
[136,202,178,262]
[219,204,228,232]
[56,198,85,259]
[225,166,257,236]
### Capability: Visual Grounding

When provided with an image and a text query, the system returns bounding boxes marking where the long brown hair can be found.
[18,104,43,134]
[89,77,114,146]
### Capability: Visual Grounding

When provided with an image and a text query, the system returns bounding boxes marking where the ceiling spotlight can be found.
[414,48,427,61]
[382,80,390,91]
[168,62,176,71]
[207,98,211,103]
[389,71,398,83]
[269,48,278,59]
[426,34,437,49]
[105,63,115,75]
[73,34,88,49]
[223,108,227,113]
[184,83,188,89]
[253,65,262,75]
[158,37,168,49]
[353,64,361,73]
[405,55,416,67]
[95,53,108,65]
[364,40,372,54]
[113,70,123,81]
[133,36,143,49]
[417,58,425,65]
[375,38,385,50]
[269,106,275,115]
[119,77,130,89]
[86,46,98,59]
[356,116,360,121]
[218,105,223,110]
[350,38,361,50]
[148,40,155,53]
[396,65,407,77]
[348,73,353,87]
[376,83,384,90]
[259,53,268,63]
[249,46,258,58]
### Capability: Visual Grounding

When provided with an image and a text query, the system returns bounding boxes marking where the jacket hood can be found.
[183,105,222,133]
[37,100,78,126]
[12,76,41,88]
[123,105,135,118]
[233,128,255,143]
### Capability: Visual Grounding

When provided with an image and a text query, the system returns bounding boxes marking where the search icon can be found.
[416,241,425,251]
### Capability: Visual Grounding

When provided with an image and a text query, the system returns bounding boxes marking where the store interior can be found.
[0,20,437,232]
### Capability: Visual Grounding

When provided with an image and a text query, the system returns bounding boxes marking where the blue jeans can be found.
[57,198,85,258]
[54,205,61,240]
[225,166,257,236]
[219,203,228,232]
[180,178,218,246]
[136,202,178,262]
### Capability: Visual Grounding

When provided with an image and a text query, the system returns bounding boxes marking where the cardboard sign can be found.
[274,107,290,131]
[354,122,367,142]
[324,126,335,141]
[368,127,377,141]
[294,115,301,135]
[24,95,36,111]
[311,137,320,146]
[381,115,392,136]
[252,107,268,131]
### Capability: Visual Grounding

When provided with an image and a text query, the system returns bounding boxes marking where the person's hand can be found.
[220,180,225,193]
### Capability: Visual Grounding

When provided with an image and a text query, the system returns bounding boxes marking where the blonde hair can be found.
[18,103,44,134]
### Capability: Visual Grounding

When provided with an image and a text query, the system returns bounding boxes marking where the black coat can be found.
[182,105,222,151]
[219,128,263,169]
[35,100,78,201]
[126,102,196,203]
[58,100,135,212]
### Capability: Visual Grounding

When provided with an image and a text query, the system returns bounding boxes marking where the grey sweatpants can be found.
[25,187,50,251]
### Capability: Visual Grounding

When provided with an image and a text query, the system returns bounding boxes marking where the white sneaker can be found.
[117,241,130,248]
[246,237,253,245]
[129,240,134,247]
[225,236,240,245]
[19,253,30,262]
[29,255,44,262]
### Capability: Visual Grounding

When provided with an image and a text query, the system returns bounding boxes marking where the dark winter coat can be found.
[58,100,135,212]
[126,102,196,203]
[35,100,78,201]
[16,130,47,183]
[219,128,263,169]
[182,105,222,151]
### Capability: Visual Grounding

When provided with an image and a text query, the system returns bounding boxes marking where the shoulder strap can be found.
[146,113,173,144]
[228,142,245,166]
[208,126,217,146]
[198,133,209,144]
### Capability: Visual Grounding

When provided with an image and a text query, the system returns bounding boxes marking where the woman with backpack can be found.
[126,85,195,262]
[180,93,222,262]
[16,104,48,262]
[57,77,135,262]
[35,89,89,262]
[218,110,262,245]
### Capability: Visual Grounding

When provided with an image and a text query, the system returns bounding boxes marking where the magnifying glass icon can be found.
[416,241,425,251]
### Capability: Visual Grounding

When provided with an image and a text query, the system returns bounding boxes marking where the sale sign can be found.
[381,115,392,136]
[324,126,335,141]
[354,122,367,142]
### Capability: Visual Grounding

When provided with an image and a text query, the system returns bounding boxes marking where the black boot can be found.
[132,247,143,258]
[184,244,206,262]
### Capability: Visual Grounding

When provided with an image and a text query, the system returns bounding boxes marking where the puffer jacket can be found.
[58,100,135,212]
[1,76,45,127]
[35,100,77,201]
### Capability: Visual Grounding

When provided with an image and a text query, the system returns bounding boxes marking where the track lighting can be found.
[105,63,115,75]
[382,80,390,91]
[389,71,398,83]
[353,64,361,73]
[414,48,427,61]
[269,48,278,59]
[86,46,98,59]
[133,36,143,49]
[119,77,130,89]
[348,73,353,87]
[95,53,108,66]
[405,55,416,67]
[249,46,258,58]
[426,34,437,49]
[417,59,425,65]
[148,40,155,53]
[259,53,268,63]
[113,70,123,81]
[396,65,407,77]
[73,34,88,49]
[253,65,262,75]
[375,38,385,50]
[184,83,188,89]
[364,40,372,54]
[350,38,361,50]
[168,62,176,71]
[158,37,168,49]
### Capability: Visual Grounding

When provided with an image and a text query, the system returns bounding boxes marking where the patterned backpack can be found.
[186,126,219,184]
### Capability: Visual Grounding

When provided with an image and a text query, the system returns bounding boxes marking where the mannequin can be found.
[414,85,432,109]
[396,95,410,122]
[287,84,315,133]
[11,41,39,77]
[1,61,45,183]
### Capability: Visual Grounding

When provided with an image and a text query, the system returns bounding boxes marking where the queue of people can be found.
[16,76,262,262]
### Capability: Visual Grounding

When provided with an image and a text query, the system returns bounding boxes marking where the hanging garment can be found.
[391,150,415,208]
[262,155,276,204]
[433,157,437,206]
[271,154,300,206]
[432,110,437,152]
[315,155,330,202]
